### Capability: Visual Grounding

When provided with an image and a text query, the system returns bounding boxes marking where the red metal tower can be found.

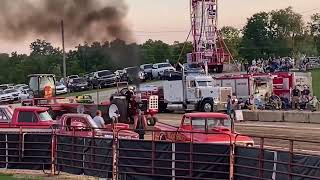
[187,0,231,73]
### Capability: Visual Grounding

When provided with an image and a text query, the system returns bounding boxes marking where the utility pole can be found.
[61,20,67,86]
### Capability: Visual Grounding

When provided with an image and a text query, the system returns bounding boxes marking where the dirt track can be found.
[156,113,320,154]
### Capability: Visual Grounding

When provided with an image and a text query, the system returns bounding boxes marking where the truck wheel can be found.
[201,100,213,112]
[108,98,128,123]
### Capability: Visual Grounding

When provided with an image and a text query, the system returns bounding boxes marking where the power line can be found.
[300,8,319,14]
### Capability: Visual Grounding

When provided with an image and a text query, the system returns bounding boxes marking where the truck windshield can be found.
[39,111,53,121]
[192,118,231,131]
[197,81,214,87]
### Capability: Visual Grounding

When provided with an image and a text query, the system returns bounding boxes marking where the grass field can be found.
[0,174,41,180]
[312,69,320,97]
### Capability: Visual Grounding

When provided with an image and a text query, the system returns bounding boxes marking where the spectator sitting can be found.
[281,96,290,110]
[301,86,311,99]
[299,96,309,110]
[308,96,319,112]
[292,86,301,110]
[246,95,255,110]
[255,95,265,110]
[270,93,281,110]
[237,98,245,110]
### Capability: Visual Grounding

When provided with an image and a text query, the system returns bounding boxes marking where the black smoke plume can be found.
[0,0,132,42]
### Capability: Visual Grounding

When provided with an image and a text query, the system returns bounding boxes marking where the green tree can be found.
[220,26,241,58]
[170,41,193,64]
[240,12,271,60]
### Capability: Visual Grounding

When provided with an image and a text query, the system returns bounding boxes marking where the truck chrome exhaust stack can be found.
[177,62,187,107]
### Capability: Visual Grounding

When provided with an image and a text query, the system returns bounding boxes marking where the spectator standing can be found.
[292,86,301,110]
[93,110,105,129]
[227,95,233,118]
[134,115,147,140]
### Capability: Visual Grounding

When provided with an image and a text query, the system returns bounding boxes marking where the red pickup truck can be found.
[0,106,57,130]
[58,113,139,139]
[154,113,254,146]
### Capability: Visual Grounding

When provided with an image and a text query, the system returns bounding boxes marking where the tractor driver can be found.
[126,86,136,123]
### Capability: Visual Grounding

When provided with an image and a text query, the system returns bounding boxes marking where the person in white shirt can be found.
[93,110,105,129]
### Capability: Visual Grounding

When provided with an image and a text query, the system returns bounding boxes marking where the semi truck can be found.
[163,74,232,112]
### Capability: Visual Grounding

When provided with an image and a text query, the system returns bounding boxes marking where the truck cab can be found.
[154,113,254,146]
[59,114,139,139]
[28,74,56,98]
[163,75,232,112]
[0,106,56,129]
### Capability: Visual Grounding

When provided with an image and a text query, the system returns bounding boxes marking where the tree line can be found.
[0,6,319,84]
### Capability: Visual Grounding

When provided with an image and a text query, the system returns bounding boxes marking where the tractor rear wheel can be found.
[108,97,128,123]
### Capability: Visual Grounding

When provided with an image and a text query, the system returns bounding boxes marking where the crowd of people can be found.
[227,85,319,117]
[246,57,295,74]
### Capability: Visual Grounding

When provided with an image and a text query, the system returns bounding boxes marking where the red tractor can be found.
[108,82,159,126]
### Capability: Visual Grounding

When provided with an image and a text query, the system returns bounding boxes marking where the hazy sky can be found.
[0,0,319,54]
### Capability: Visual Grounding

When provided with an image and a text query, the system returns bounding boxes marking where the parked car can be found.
[123,66,145,83]
[75,94,94,104]
[0,84,14,91]
[68,78,89,92]
[14,84,30,92]
[152,63,176,79]
[183,63,205,74]
[114,70,124,81]
[56,82,68,95]
[92,70,117,88]
[66,75,79,84]
[83,73,94,88]
[0,90,14,103]
[140,64,153,80]
[0,89,28,102]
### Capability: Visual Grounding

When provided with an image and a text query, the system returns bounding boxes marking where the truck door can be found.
[186,80,198,102]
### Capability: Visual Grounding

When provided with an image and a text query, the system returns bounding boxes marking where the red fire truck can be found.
[214,72,305,99]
